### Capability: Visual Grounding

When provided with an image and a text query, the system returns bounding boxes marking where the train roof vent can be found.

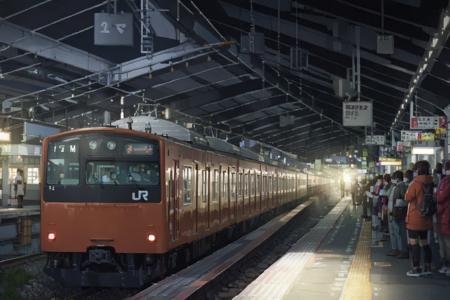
[112,116,208,145]
[205,136,240,155]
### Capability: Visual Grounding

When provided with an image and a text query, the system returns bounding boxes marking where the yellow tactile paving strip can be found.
[342,219,372,300]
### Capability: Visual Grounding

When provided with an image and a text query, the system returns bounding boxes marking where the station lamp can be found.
[0,131,11,142]
[411,147,435,155]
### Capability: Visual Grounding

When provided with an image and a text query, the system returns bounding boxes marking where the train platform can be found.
[0,205,40,220]
[236,201,450,300]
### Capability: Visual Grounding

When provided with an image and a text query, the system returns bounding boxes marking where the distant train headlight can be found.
[147,234,156,242]
[106,141,116,150]
[48,232,56,241]
[88,140,97,150]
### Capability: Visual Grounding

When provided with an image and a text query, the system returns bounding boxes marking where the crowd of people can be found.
[356,160,450,278]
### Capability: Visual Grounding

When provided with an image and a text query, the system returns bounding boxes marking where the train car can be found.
[41,126,329,287]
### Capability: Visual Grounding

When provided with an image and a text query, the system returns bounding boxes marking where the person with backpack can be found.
[405,160,435,277]
[436,161,450,276]
[388,170,409,258]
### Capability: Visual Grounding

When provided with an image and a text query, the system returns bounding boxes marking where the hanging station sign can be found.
[410,116,446,130]
[365,135,385,145]
[343,101,373,127]
[401,130,435,142]
[94,13,133,46]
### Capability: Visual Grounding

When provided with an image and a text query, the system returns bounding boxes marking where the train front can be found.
[40,128,167,287]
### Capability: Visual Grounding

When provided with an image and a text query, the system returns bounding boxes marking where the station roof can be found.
[0,0,449,160]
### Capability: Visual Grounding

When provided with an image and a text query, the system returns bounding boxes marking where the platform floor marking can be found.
[341,219,372,300]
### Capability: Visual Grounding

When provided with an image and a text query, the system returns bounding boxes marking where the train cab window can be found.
[47,139,80,185]
[86,161,159,185]
[183,166,192,205]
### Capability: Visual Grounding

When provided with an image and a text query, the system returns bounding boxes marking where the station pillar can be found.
[2,158,9,207]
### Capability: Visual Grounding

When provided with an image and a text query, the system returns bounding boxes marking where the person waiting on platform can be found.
[387,170,408,258]
[380,174,394,238]
[404,169,414,186]
[405,160,434,277]
[436,161,450,276]
[371,175,384,243]
[13,169,26,208]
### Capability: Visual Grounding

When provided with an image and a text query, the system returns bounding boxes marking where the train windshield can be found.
[86,161,159,185]
[44,133,161,203]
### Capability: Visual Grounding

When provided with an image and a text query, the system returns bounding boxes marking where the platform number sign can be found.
[94,13,133,46]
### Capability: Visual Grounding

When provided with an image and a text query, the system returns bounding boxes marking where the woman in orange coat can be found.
[405,160,434,277]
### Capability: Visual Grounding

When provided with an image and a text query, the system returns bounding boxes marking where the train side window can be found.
[243,173,248,198]
[183,166,192,205]
[231,172,236,199]
[250,172,255,197]
[200,170,204,202]
[268,176,271,197]
[222,170,228,201]
[263,175,267,197]
[256,174,261,197]
[212,169,219,202]
[237,173,242,198]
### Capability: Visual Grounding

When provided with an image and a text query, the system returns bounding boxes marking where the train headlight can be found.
[88,140,97,150]
[106,141,116,150]
[48,232,56,241]
[147,234,156,242]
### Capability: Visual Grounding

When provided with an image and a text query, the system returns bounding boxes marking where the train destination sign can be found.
[125,143,154,155]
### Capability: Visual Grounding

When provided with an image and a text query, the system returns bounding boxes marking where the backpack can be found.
[420,183,436,217]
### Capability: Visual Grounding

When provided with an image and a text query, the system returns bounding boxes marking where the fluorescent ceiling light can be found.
[412,147,435,155]
[444,16,450,29]
[401,104,405,109]
[380,160,402,166]
[432,37,438,48]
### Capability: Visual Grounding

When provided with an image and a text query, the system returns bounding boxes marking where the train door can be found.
[169,160,180,241]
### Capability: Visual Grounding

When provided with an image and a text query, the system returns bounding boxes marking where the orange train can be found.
[41,127,330,287]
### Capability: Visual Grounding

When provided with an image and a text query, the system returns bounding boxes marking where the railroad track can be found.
[129,193,342,300]
[0,253,46,270]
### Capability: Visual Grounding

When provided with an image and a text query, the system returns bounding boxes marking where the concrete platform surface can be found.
[235,202,450,300]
